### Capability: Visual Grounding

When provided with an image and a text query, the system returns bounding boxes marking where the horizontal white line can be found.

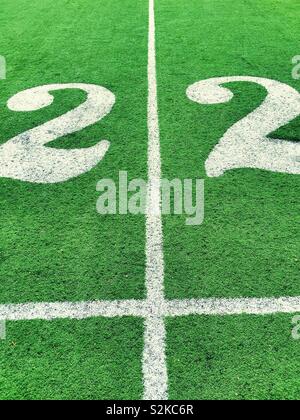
[0,300,147,321]
[1,296,300,321]
[165,297,300,316]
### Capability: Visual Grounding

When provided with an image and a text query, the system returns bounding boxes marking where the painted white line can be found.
[2,296,300,321]
[0,300,147,321]
[143,0,168,401]
[146,0,164,306]
[143,316,168,400]
[165,297,300,316]
[2,0,298,403]
[187,77,300,177]
[2,84,114,183]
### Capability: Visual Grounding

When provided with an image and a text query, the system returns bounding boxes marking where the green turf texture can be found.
[156,0,300,298]
[167,314,300,400]
[0,0,148,303]
[0,317,144,400]
[0,0,299,401]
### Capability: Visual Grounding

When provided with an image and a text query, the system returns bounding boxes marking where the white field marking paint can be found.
[2,296,300,321]
[146,0,164,305]
[0,84,115,183]
[143,0,168,401]
[0,300,147,321]
[187,77,300,177]
[2,3,299,404]
[165,297,300,316]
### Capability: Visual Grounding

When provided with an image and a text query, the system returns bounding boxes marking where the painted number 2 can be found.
[0,83,115,183]
[0,77,299,184]
[187,76,300,177]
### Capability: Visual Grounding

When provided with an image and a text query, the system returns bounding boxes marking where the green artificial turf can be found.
[0,0,149,303]
[156,0,300,298]
[0,317,144,400]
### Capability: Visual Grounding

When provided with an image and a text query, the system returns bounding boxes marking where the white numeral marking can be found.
[0,83,115,183]
[187,76,300,177]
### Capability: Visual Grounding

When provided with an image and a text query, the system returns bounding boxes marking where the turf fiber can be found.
[0,0,148,303]
[157,0,300,299]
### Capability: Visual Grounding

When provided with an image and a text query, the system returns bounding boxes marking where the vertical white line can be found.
[143,316,168,400]
[146,0,164,306]
[143,0,168,400]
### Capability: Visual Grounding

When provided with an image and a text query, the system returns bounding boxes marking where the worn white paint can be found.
[2,296,300,321]
[187,76,300,177]
[1,1,299,403]
[0,56,6,80]
[143,0,168,401]
[0,83,115,183]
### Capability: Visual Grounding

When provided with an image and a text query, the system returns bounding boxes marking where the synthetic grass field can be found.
[0,0,299,400]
